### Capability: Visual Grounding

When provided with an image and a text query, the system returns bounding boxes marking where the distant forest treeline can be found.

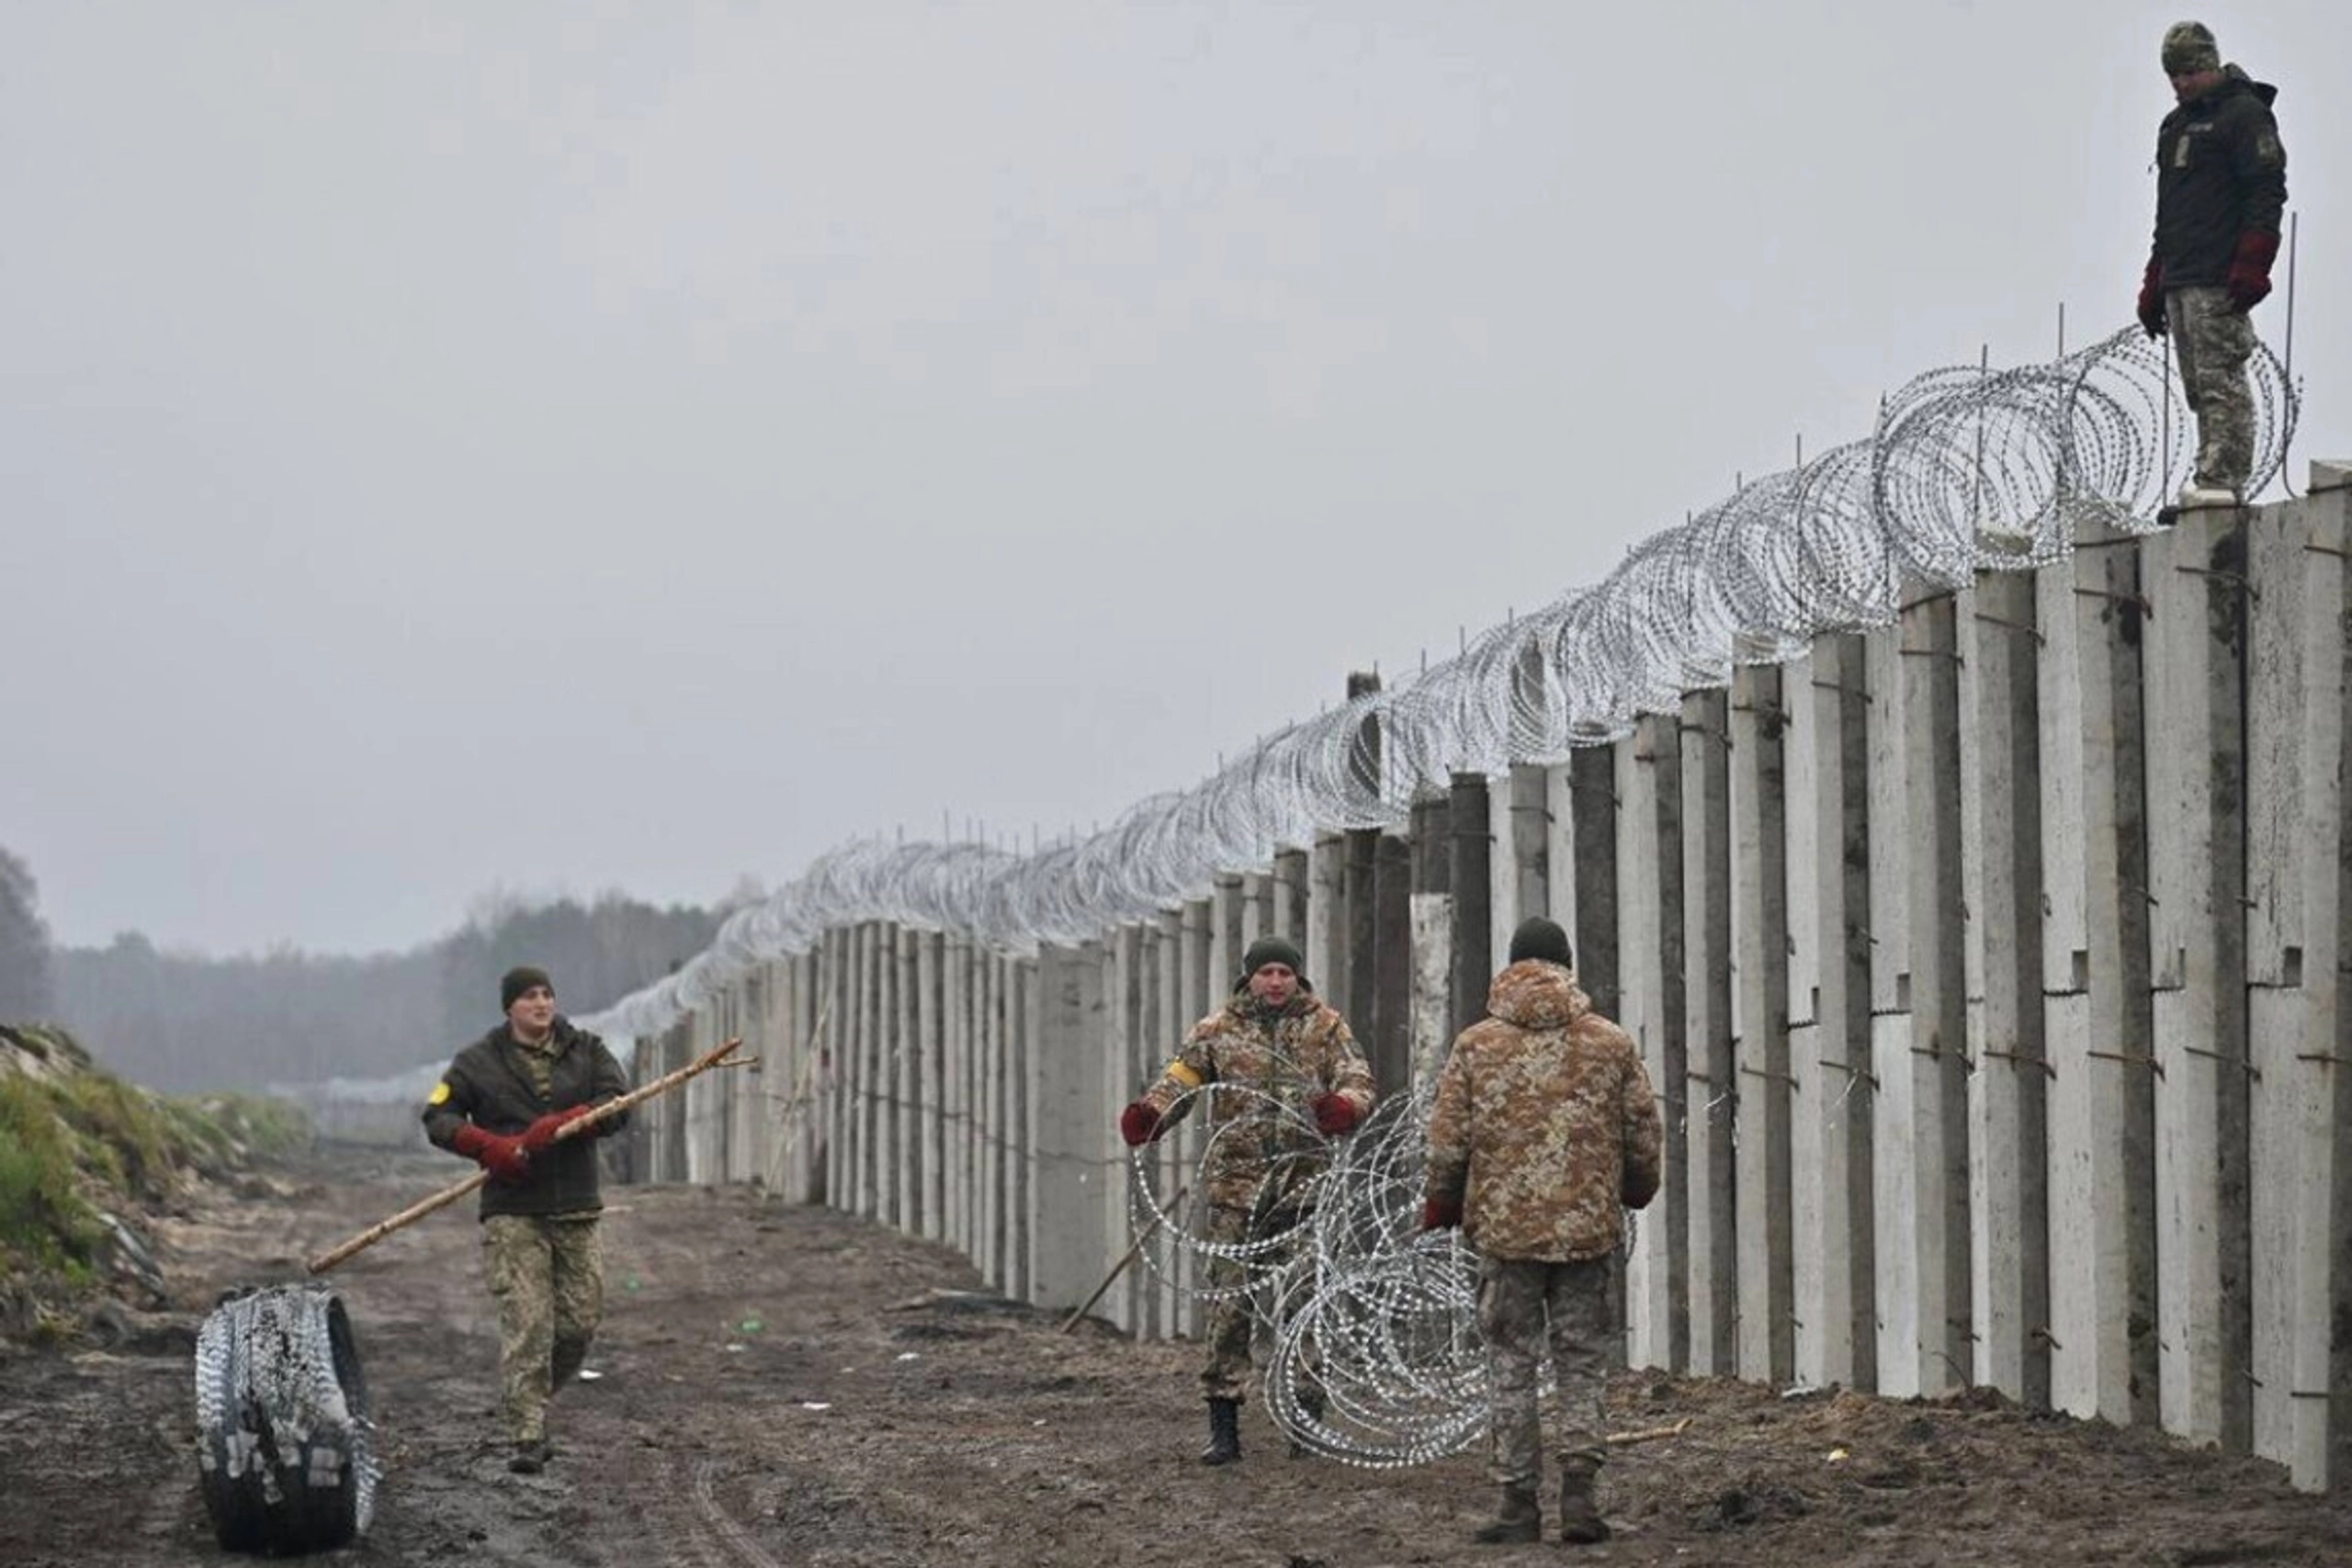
[1,845,724,1094]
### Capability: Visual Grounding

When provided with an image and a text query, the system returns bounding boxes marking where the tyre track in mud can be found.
[664,1456,786,1568]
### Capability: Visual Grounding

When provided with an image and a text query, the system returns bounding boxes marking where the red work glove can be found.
[521,1104,599,1154]
[452,1123,532,1184]
[1420,1196,1463,1231]
[1118,1101,1162,1147]
[2226,230,2279,313]
[1309,1093,1358,1136]
[2135,256,2166,338]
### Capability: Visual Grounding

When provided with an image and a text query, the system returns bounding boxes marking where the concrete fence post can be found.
[2143,508,2254,1451]
[1507,763,1551,928]
[1622,713,1689,1372]
[2243,482,2352,1483]
[1212,875,1244,997]
[1409,894,1455,1084]
[893,924,920,1235]
[1961,569,2051,1409]
[1273,848,1309,947]
[1374,833,1414,1098]
[1345,829,1380,1070]
[1731,663,1795,1386]
[1449,772,1494,1041]
[1804,635,1877,1393]
[1680,689,1737,1377]
[918,931,947,1243]
[1902,593,1972,1398]
[1154,908,1191,1340]
[1309,834,1347,1019]
[1007,953,1035,1302]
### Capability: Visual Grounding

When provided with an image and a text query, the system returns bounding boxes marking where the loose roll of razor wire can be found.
[195,1283,379,1553]
[1120,1072,1502,1467]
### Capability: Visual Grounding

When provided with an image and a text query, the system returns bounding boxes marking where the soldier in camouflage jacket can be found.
[1421,918,1661,1545]
[421,965,631,1474]
[1118,936,1374,1464]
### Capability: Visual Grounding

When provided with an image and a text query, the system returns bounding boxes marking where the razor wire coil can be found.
[576,327,2294,1043]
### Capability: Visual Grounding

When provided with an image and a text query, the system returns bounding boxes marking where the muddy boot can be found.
[1557,1461,1610,1544]
[1200,1397,1242,1465]
[1471,1483,1541,1544]
[507,1439,549,1475]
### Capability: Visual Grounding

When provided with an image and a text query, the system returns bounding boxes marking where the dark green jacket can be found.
[2152,68,2287,287]
[421,1018,631,1219]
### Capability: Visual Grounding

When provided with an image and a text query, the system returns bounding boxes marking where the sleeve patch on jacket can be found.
[427,1081,452,1105]
[1164,1060,1204,1089]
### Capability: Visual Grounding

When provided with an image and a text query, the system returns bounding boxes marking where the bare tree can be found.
[0,845,56,1020]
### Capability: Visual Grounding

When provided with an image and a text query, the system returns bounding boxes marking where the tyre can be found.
[194,1283,379,1553]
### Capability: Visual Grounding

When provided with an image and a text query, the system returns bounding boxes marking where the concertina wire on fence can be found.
[577,325,2297,1043]
[418,327,2301,1467]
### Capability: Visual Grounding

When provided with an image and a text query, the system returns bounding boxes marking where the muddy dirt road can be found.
[4,1149,2347,1566]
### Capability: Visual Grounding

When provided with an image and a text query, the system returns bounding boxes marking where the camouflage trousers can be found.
[2167,286,2256,496]
[481,1213,605,1444]
[1477,1255,1611,1489]
[1198,1200,1318,1405]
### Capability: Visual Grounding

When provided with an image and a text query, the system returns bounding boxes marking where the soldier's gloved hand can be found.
[2136,257,2166,338]
[1308,1093,1358,1136]
[1420,1196,1463,1231]
[522,1105,599,1154]
[2226,230,2278,313]
[1118,1101,1162,1147]
[453,1123,532,1184]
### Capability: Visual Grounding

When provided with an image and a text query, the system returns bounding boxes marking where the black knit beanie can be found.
[501,965,554,1012]
[1238,935,1306,987]
[1507,917,1574,968]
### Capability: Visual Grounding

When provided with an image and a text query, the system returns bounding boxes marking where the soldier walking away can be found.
[2135,19,2287,513]
[422,965,632,1474]
[1421,918,1663,1546]
[1116,936,1375,1465]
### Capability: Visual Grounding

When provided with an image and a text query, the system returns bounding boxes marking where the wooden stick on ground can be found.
[1606,1416,1693,1446]
[1059,1184,1188,1333]
[304,1035,746,1275]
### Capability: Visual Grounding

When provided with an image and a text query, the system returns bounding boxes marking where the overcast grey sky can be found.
[4,2,2344,957]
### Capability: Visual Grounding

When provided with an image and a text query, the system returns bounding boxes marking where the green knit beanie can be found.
[1238,936,1306,987]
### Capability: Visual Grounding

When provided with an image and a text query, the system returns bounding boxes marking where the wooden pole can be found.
[1059,1184,1188,1333]
[304,1036,746,1275]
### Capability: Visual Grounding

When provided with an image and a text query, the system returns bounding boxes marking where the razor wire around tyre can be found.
[195,1283,379,1553]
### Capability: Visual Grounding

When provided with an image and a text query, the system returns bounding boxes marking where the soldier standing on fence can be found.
[1117,935,1375,1465]
[2135,19,2288,511]
[1421,917,1662,1546]
[422,965,632,1474]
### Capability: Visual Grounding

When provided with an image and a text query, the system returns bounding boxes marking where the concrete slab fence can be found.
[628,474,2352,1492]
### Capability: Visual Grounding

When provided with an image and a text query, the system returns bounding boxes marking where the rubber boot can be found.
[1557,1461,1611,1544]
[1471,1483,1541,1545]
[1200,1397,1242,1466]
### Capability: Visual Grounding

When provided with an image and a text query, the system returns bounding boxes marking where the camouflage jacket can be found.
[1139,989,1375,1210]
[1423,961,1662,1263]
